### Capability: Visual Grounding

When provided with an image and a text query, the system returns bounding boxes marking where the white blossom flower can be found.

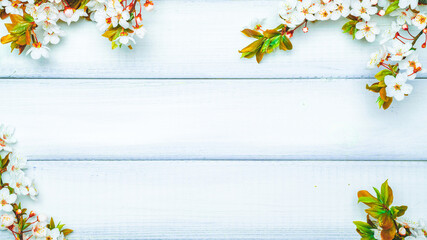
[380,21,400,44]
[107,4,130,29]
[399,0,418,9]
[400,53,422,79]
[3,0,23,15]
[0,214,14,229]
[351,0,377,21]
[412,13,427,30]
[8,172,33,196]
[133,26,147,39]
[387,40,413,61]
[373,229,381,240]
[32,222,47,238]
[0,125,16,152]
[41,20,61,34]
[391,8,415,25]
[43,30,65,45]
[316,3,336,20]
[330,0,350,20]
[385,73,413,101]
[0,188,17,212]
[378,0,390,8]
[367,47,388,68]
[355,21,380,42]
[6,152,27,173]
[115,32,136,45]
[26,42,50,60]
[86,0,106,11]
[295,0,319,22]
[36,3,59,22]
[282,11,303,28]
[41,228,61,240]
[405,230,427,240]
[144,0,154,11]
[281,0,297,12]
[58,7,88,25]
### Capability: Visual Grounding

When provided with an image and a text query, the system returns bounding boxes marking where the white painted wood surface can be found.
[1,79,427,161]
[1,0,426,79]
[1,0,427,239]
[0,161,425,239]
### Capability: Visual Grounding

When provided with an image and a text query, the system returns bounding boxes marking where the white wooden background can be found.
[1,0,427,239]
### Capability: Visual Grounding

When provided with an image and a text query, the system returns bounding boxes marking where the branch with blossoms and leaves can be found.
[354,180,427,240]
[0,124,72,240]
[239,0,427,109]
[0,0,154,60]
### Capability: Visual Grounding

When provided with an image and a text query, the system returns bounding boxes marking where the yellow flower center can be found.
[394,84,401,91]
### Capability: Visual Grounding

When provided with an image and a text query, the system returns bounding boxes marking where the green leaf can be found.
[354,221,375,234]
[358,197,380,205]
[263,29,280,38]
[381,180,393,207]
[10,22,30,35]
[239,38,264,53]
[373,187,381,201]
[62,228,73,236]
[241,29,263,38]
[23,13,34,23]
[375,70,393,81]
[392,205,408,218]
[385,1,399,15]
[281,35,293,50]
[261,38,271,53]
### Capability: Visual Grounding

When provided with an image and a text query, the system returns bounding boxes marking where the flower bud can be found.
[15,209,21,215]
[29,211,36,218]
[302,27,308,33]
[286,30,294,38]
[37,214,47,222]
[378,9,385,16]
[422,43,426,48]
[135,14,143,25]
[423,28,427,34]
[399,227,407,236]
[402,24,408,30]
[64,7,74,18]
[144,1,154,11]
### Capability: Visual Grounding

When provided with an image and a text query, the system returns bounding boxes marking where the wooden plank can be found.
[1,79,427,160]
[1,0,425,79]
[0,160,425,239]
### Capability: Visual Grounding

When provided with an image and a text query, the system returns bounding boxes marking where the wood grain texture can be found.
[1,79,426,160]
[0,161,425,239]
[1,0,426,79]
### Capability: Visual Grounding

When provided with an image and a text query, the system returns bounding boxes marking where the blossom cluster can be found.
[355,180,427,240]
[0,0,154,59]
[240,0,427,109]
[0,124,72,240]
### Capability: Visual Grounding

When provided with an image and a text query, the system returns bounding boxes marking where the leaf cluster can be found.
[102,26,134,49]
[342,20,359,39]
[47,217,73,237]
[355,180,408,240]
[1,14,36,54]
[239,25,293,63]
[366,68,397,110]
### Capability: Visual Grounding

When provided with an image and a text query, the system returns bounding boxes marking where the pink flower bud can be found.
[302,27,308,33]
[423,43,426,48]
[286,30,294,38]
[29,211,36,218]
[423,28,427,34]
[378,10,385,16]
[399,227,406,236]
[15,209,21,215]
[135,14,143,25]
[402,24,409,30]
[64,7,74,18]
